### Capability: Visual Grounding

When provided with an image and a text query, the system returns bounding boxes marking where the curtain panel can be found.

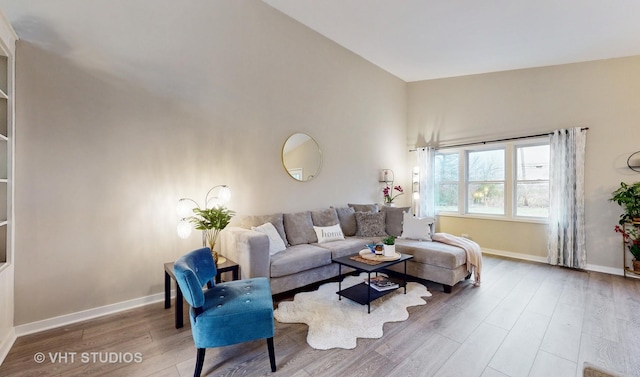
[548,127,587,268]
[417,147,436,218]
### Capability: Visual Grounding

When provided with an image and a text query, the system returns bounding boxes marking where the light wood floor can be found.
[2,255,640,377]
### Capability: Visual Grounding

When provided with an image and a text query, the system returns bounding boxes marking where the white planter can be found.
[384,244,396,257]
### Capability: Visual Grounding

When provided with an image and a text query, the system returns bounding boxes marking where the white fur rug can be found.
[274,273,431,350]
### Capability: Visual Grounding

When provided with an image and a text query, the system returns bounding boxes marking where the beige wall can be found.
[408,56,640,269]
[8,1,407,325]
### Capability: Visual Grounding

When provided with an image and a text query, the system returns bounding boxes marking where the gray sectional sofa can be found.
[220,204,470,295]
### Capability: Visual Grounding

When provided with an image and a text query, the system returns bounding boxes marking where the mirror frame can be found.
[281,133,322,182]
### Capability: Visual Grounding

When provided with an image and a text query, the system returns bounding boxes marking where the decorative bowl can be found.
[365,243,384,254]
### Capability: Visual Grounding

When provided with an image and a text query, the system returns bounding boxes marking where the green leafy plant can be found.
[610,182,640,225]
[383,236,396,245]
[615,224,640,260]
[188,206,235,250]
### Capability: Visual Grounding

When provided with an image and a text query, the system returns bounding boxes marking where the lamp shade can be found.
[218,185,231,204]
[177,219,193,239]
[177,198,195,218]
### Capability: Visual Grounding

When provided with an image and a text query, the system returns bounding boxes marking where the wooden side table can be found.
[164,258,240,328]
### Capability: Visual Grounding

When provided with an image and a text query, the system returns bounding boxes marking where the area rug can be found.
[273,273,431,350]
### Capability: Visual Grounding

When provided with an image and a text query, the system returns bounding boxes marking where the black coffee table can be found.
[333,251,413,313]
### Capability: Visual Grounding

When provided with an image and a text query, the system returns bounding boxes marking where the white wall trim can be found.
[482,247,624,276]
[482,247,548,264]
[0,327,16,366]
[14,291,173,337]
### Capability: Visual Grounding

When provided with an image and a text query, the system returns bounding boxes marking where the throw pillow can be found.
[311,208,339,227]
[252,222,287,255]
[239,213,288,246]
[334,206,357,236]
[313,224,345,243]
[355,211,388,237]
[348,203,379,213]
[283,211,317,245]
[401,212,433,241]
[380,206,411,237]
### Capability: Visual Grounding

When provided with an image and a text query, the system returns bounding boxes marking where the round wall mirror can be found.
[282,133,322,181]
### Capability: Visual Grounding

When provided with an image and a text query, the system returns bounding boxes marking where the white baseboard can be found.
[0,327,16,366]
[481,248,548,264]
[482,248,624,276]
[14,290,174,337]
[585,263,624,276]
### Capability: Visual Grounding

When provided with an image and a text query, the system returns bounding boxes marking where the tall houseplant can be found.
[610,181,640,225]
[188,206,235,263]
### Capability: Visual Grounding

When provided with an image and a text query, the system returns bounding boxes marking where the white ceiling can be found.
[263,0,640,82]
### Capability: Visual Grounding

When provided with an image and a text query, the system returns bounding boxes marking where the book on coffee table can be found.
[365,276,399,291]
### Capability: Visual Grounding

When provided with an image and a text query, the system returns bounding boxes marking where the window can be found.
[467,149,505,215]
[515,144,550,217]
[433,138,550,221]
[435,152,459,212]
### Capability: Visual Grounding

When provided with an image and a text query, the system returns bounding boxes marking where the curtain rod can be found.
[409,127,589,151]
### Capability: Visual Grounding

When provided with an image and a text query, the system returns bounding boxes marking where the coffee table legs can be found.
[338,264,342,300]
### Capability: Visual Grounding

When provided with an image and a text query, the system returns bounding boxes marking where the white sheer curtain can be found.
[548,127,587,268]
[417,147,436,217]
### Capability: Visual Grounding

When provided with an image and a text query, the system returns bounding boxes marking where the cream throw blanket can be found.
[432,233,482,286]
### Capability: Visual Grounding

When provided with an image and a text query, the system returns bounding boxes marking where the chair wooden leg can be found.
[194,348,206,377]
[267,337,276,372]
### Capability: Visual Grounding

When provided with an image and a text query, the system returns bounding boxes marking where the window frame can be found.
[434,137,550,224]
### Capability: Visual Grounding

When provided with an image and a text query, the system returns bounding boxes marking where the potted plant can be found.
[188,206,235,263]
[382,185,404,206]
[610,181,640,225]
[615,224,640,271]
[383,236,396,257]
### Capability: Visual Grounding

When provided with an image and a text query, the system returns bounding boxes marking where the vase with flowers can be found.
[383,185,404,206]
[614,224,640,271]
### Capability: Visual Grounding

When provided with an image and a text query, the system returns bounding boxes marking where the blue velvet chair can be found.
[173,247,276,377]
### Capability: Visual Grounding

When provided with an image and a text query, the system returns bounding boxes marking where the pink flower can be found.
[383,185,404,204]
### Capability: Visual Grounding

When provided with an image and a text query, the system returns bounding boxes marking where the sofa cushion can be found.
[395,239,466,269]
[313,224,345,243]
[316,237,371,259]
[348,203,379,213]
[355,211,388,237]
[240,213,288,246]
[380,206,411,237]
[311,208,339,227]
[269,244,332,278]
[283,211,317,245]
[251,222,287,255]
[335,206,357,236]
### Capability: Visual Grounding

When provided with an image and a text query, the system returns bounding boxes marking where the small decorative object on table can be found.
[365,276,399,291]
[366,243,385,255]
[382,235,396,257]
